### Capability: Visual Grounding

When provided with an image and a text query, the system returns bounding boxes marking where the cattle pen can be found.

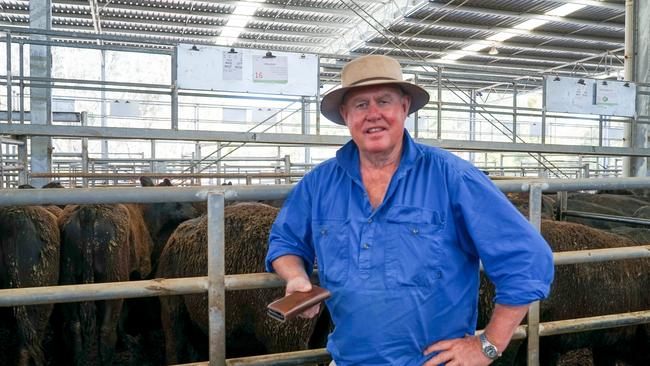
[0,177,650,366]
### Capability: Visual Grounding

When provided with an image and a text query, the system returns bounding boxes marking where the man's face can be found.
[339,85,411,156]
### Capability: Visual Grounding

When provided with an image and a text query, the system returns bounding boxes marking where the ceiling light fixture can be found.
[263,51,276,58]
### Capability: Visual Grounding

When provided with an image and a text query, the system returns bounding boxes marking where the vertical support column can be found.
[301,97,311,166]
[512,82,518,143]
[628,0,649,176]
[30,0,53,188]
[81,112,89,188]
[150,139,156,173]
[19,42,25,124]
[598,115,604,147]
[469,90,476,164]
[436,67,442,139]
[195,141,202,185]
[101,49,108,159]
[316,56,321,135]
[527,183,543,366]
[171,46,179,131]
[216,141,222,185]
[17,136,28,184]
[0,143,5,187]
[207,193,226,366]
[6,32,12,124]
[414,73,419,139]
[284,154,291,184]
[541,81,547,144]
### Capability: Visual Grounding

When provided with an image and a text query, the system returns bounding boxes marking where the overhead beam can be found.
[390,33,615,56]
[2,124,648,157]
[401,18,623,46]
[426,2,624,31]
[545,0,625,11]
[358,44,619,72]
[323,0,430,55]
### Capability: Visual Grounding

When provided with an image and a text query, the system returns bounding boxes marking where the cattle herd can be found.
[1,179,649,366]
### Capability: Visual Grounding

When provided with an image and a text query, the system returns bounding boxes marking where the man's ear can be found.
[339,105,348,125]
[401,94,412,114]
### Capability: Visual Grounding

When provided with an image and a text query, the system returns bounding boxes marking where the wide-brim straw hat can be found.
[321,55,430,125]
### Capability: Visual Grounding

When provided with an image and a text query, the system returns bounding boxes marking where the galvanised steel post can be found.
[171,46,179,131]
[81,111,89,187]
[6,32,12,124]
[207,193,226,366]
[527,183,543,366]
[18,42,24,124]
[513,82,517,143]
[316,56,321,135]
[541,81,547,144]
[437,67,442,139]
[414,73,419,139]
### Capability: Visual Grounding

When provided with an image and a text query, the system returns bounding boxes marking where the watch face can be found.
[485,345,498,358]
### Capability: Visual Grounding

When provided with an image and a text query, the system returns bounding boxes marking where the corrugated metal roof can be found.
[0,0,626,77]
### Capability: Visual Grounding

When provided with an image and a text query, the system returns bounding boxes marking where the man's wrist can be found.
[479,333,501,360]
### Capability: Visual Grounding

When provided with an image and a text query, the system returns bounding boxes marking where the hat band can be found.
[347,76,400,87]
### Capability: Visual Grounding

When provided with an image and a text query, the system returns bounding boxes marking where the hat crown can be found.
[341,55,404,88]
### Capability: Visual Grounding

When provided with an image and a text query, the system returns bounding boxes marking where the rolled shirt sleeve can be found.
[449,166,554,306]
[265,177,316,276]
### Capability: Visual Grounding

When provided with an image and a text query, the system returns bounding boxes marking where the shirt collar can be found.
[335,129,423,181]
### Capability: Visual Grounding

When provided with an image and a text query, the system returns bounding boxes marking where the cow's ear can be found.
[42,181,65,188]
[140,176,155,187]
[159,178,173,187]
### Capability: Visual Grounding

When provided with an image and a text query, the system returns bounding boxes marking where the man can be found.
[265,55,554,365]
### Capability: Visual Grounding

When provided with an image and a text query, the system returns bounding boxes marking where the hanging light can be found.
[488,45,499,55]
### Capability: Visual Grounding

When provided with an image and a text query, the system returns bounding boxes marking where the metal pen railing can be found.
[1,177,650,365]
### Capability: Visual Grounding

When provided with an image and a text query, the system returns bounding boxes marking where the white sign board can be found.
[544,76,636,117]
[177,44,318,97]
[111,100,140,118]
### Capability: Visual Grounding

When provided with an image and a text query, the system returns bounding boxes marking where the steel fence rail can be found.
[564,210,650,226]
[1,246,648,306]
[169,308,650,366]
[1,177,650,207]
[2,178,650,366]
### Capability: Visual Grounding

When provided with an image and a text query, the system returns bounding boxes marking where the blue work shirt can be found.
[266,131,554,366]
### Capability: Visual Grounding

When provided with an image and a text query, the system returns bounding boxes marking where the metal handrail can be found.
[2,178,650,366]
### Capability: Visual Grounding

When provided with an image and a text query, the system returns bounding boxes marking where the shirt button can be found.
[362,243,370,249]
[412,228,419,234]
[367,218,373,224]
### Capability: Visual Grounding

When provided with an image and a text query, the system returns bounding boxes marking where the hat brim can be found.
[320,80,430,125]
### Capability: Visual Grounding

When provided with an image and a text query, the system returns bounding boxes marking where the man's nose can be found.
[365,101,381,119]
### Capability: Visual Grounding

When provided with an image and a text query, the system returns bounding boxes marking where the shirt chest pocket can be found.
[384,206,445,288]
[312,219,350,287]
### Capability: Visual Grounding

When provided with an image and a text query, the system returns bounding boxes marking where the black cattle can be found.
[56,177,198,366]
[156,202,329,364]
[0,204,60,366]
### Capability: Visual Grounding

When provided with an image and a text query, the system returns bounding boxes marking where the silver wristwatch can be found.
[479,333,500,360]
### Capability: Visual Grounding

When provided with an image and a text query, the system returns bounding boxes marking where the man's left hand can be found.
[422,335,492,366]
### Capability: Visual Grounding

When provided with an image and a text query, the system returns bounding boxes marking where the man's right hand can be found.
[285,276,320,319]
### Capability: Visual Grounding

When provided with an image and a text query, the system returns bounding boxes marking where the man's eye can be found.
[355,102,368,109]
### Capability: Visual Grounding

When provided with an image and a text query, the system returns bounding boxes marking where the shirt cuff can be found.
[494,279,551,306]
